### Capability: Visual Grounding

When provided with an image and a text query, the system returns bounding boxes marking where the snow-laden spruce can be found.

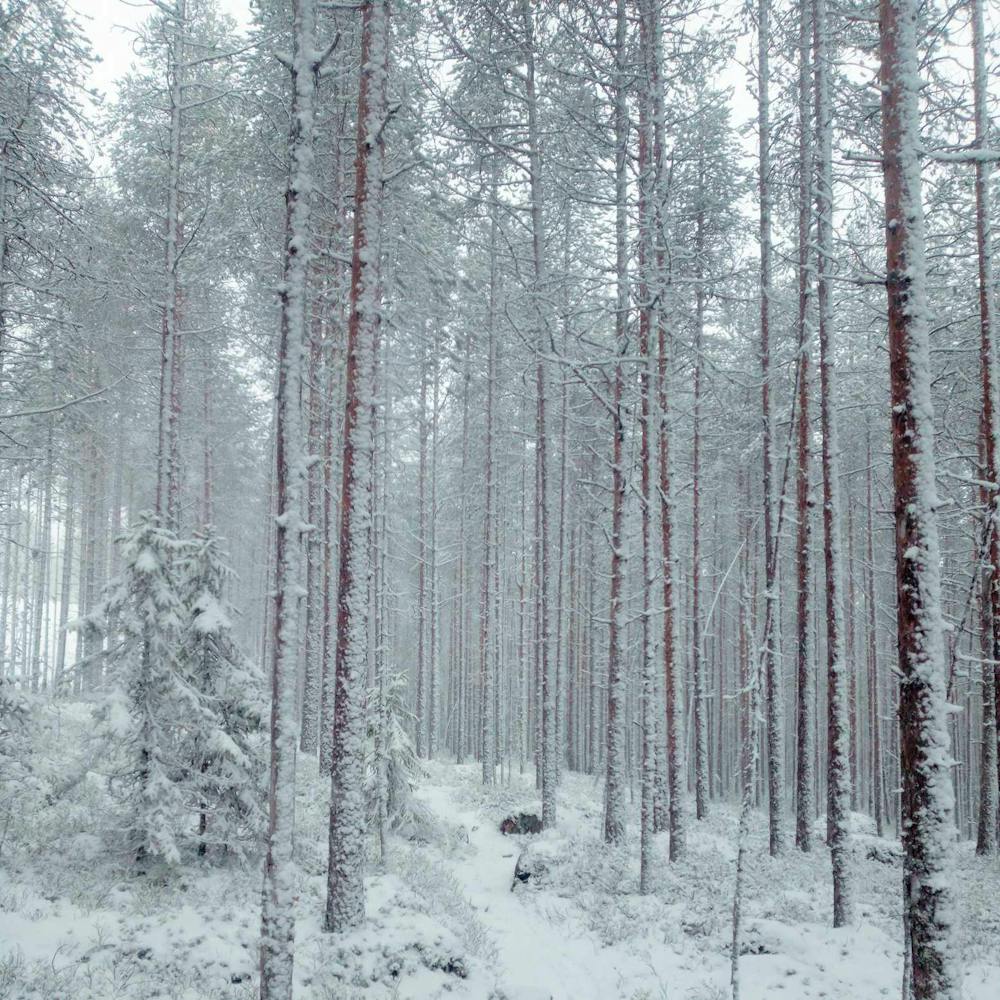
[91,514,189,866]
[178,528,265,858]
[91,515,264,867]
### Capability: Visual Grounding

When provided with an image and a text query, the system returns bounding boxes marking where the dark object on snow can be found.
[500,812,543,835]
[511,846,549,890]
[862,838,903,866]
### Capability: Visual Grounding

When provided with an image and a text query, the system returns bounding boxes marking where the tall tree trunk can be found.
[519,0,556,829]
[259,0,316,994]
[794,0,814,854]
[814,0,851,926]
[319,130,348,777]
[758,0,784,858]
[157,0,186,530]
[970,0,1000,854]
[300,306,324,755]
[54,465,75,692]
[647,0,685,860]
[481,270,496,784]
[603,0,628,846]
[692,197,709,821]
[30,427,53,691]
[637,0,659,889]
[417,343,428,759]
[326,0,388,934]
[865,428,886,837]
[879,0,959,992]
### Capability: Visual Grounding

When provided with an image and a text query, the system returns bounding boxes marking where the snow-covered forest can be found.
[2,0,999,997]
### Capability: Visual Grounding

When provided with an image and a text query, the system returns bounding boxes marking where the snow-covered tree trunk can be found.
[30,428,52,691]
[480,249,497,785]
[731,569,763,1000]
[970,0,1000,855]
[603,0,628,847]
[54,469,75,691]
[417,345,428,759]
[865,428,886,838]
[758,0,784,858]
[300,312,324,756]
[259,0,316,994]
[692,197,709,822]
[157,0,186,532]
[429,348,440,759]
[518,0,557,829]
[813,0,851,926]
[455,325,472,763]
[637,0,659,890]
[648,0,685,861]
[878,0,959,992]
[326,0,388,934]
[319,137,349,778]
[794,0,814,854]
[605,358,628,846]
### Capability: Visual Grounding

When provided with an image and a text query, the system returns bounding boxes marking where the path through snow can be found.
[416,769,677,1000]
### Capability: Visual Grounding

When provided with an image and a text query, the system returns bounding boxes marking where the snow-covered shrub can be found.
[393,848,499,965]
[0,679,49,855]
[365,671,434,841]
[177,528,265,857]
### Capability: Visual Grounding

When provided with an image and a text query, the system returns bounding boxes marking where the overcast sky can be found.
[78,0,251,100]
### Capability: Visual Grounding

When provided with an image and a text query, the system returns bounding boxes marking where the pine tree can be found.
[178,529,265,857]
[879,0,960,992]
[96,513,188,867]
[365,671,431,842]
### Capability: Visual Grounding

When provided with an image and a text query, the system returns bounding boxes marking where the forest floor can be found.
[2,703,999,999]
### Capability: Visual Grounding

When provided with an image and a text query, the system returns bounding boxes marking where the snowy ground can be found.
[2,710,998,999]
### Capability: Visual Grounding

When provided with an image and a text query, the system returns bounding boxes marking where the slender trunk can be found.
[970,0,1000,853]
[417,345,428,758]
[731,571,762,1000]
[866,429,886,837]
[692,202,708,821]
[300,306,324,755]
[319,130,348,776]
[605,359,628,845]
[481,256,497,784]
[54,466,75,692]
[814,0,851,926]
[30,428,53,691]
[519,0,556,828]
[456,326,472,763]
[648,0,685,859]
[158,0,186,530]
[429,342,439,759]
[758,0,784,858]
[794,0,814,853]
[638,0,658,889]
[604,0,628,846]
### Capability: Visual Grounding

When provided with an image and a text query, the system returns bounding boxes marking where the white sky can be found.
[76,0,251,100]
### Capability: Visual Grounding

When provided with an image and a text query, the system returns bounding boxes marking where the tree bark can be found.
[879,0,959,991]
[758,0,784,858]
[326,0,388,934]
[794,0,814,854]
[814,0,852,926]
[259,0,316,994]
